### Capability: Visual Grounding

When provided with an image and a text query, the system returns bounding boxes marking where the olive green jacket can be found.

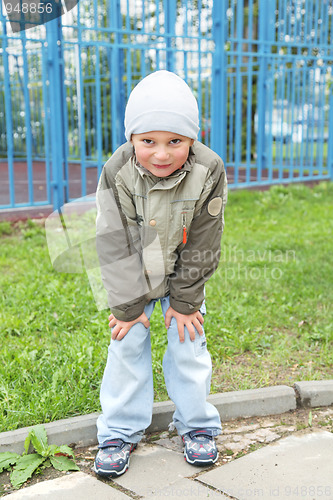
[96,140,227,321]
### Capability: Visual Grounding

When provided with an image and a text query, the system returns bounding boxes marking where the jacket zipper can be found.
[182,212,187,244]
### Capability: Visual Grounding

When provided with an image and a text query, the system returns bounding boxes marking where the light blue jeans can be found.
[97,295,222,445]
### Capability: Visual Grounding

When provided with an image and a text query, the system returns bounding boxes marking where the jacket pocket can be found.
[171,199,197,247]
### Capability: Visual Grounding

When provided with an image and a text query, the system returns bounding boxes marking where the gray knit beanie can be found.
[124,70,199,141]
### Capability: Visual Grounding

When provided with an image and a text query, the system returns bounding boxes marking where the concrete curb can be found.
[207,385,296,421]
[294,380,333,408]
[1,381,332,454]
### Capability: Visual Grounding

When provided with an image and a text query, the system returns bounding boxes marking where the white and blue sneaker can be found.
[94,439,137,478]
[182,429,218,466]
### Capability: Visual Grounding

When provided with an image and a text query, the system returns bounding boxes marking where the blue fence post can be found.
[211,0,227,161]
[46,11,66,210]
[164,0,176,73]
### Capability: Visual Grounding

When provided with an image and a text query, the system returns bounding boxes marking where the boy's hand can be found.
[164,306,204,343]
[108,312,150,341]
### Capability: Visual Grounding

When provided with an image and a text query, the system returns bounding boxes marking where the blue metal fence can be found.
[222,0,333,187]
[0,0,332,211]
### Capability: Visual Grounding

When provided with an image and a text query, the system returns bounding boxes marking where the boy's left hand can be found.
[165,306,204,343]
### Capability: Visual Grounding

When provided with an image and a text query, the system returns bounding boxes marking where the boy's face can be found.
[131,131,194,178]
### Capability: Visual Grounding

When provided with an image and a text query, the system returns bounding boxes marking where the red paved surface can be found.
[0,161,99,221]
[0,160,328,222]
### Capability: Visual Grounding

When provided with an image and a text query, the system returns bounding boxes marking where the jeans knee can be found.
[109,322,149,354]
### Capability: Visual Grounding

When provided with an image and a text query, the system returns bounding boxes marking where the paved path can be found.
[3,408,333,499]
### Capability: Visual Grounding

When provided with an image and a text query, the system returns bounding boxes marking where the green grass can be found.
[1,182,333,432]
[208,181,333,392]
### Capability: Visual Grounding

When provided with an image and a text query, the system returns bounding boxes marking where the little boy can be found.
[94,70,227,478]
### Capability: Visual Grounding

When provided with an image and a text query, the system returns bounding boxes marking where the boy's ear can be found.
[190,139,194,146]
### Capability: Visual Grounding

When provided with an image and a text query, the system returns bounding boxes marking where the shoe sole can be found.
[93,458,130,478]
[184,451,219,467]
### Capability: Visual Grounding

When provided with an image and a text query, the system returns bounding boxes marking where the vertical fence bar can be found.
[95,45,103,179]
[266,0,275,183]
[234,0,244,186]
[41,42,51,203]
[19,30,34,204]
[46,10,66,210]
[256,0,275,183]
[309,67,316,177]
[245,0,254,184]
[212,0,227,160]
[289,59,297,181]
[2,16,15,207]
[299,63,306,179]
[125,3,132,101]
[110,46,119,150]
[228,0,235,169]
[110,0,125,149]
[197,1,202,138]
[75,4,87,197]
[328,86,333,181]
[60,43,69,203]
[164,0,176,73]
[256,0,267,182]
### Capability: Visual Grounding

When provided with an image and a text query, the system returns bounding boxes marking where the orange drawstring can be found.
[182,225,187,244]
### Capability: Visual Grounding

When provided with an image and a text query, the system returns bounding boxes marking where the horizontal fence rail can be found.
[0,0,332,211]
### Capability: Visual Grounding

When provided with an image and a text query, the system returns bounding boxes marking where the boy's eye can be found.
[143,139,154,144]
[170,139,181,145]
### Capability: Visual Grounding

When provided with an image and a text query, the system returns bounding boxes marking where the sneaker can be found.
[182,429,218,466]
[94,439,137,478]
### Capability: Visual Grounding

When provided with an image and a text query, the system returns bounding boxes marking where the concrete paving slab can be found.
[4,471,129,499]
[142,478,229,499]
[199,431,333,500]
[114,443,204,497]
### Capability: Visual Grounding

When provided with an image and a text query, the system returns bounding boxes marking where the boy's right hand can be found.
[108,312,150,341]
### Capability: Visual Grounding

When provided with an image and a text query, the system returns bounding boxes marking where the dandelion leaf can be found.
[50,455,79,472]
[55,444,75,458]
[29,425,48,456]
[0,452,20,473]
[10,454,45,489]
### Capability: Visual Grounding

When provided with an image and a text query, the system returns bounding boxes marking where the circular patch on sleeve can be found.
[207,197,223,216]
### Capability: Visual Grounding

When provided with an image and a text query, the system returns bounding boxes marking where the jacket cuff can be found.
[110,299,146,322]
[169,295,201,315]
